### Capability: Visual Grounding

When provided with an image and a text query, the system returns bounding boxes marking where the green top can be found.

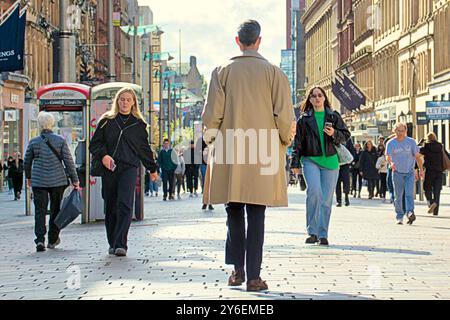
[303,111,340,170]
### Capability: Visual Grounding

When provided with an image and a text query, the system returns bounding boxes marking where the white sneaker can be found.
[396,219,403,225]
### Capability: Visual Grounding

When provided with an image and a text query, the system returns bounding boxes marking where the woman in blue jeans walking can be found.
[291,87,351,246]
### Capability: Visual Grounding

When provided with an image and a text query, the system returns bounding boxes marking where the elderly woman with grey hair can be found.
[24,111,80,252]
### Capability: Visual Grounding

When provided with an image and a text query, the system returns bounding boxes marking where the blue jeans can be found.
[303,158,340,239]
[200,164,207,191]
[392,170,415,220]
[387,168,395,201]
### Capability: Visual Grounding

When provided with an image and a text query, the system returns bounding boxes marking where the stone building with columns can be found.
[302,0,339,106]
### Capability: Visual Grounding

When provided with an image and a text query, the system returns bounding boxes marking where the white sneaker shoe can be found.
[396,219,403,225]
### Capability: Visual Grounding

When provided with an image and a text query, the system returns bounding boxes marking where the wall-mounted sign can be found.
[416,112,429,125]
[4,110,17,121]
[10,94,19,103]
[426,101,450,121]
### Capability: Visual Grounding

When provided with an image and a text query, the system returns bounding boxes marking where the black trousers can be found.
[102,165,137,250]
[32,185,67,245]
[424,170,443,215]
[379,173,387,198]
[161,169,175,197]
[12,174,23,197]
[351,169,363,192]
[336,165,350,203]
[367,179,377,197]
[225,202,266,281]
[185,165,199,193]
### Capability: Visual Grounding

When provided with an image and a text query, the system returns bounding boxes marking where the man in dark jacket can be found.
[158,139,177,201]
[183,140,200,197]
[420,132,446,216]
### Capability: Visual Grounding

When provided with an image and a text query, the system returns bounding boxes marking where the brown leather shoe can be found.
[228,269,245,286]
[247,277,268,291]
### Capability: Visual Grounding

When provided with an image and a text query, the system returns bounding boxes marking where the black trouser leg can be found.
[246,204,266,281]
[102,170,119,248]
[424,171,436,205]
[33,187,49,244]
[379,173,387,198]
[433,176,442,214]
[336,178,342,203]
[186,166,194,193]
[367,179,374,196]
[113,167,137,250]
[48,186,67,244]
[341,165,350,194]
[13,175,23,197]
[225,203,245,270]
[193,165,199,191]
[168,170,175,195]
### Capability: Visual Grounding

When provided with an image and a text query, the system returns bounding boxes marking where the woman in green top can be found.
[291,87,351,246]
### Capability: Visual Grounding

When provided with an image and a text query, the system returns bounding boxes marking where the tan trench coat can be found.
[202,50,295,207]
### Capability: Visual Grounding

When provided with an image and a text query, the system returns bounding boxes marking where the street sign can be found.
[426,101,450,121]
[153,101,160,111]
[416,112,429,125]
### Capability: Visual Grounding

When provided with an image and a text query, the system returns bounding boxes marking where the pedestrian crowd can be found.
[4,19,449,293]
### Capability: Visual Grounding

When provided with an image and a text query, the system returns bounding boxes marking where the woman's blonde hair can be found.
[426,132,437,142]
[100,87,147,124]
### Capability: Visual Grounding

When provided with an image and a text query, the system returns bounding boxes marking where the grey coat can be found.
[24,130,79,188]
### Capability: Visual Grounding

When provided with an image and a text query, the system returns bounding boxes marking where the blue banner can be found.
[0,5,26,72]
[332,80,357,111]
[342,73,366,108]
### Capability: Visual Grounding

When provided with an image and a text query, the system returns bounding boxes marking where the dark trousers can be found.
[102,165,137,250]
[185,165,199,193]
[351,170,362,193]
[379,173,387,198]
[336,165,350,203]
[12,174,23,197]
[161,169,175,197]
[32,185,67,245]
[225,202,266,281]
[367,179,377,197]
[175,173,184,195]
[424,170,443,215]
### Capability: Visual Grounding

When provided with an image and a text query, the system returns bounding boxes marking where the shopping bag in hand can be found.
[54,189,83,229]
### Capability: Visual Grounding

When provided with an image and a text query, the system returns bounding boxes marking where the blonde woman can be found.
[90,87,158,257]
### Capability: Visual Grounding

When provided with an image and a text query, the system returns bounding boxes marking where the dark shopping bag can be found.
[54,189,83,229]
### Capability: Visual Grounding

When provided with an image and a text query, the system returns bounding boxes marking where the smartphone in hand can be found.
[325,122,333,128]
[110,161,117,172]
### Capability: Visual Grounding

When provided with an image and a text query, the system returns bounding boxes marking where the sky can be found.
[138,0,286,80]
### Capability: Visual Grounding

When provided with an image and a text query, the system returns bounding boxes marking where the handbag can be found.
[41,135,70,185]
[335,143,354,165]
[54,188,83,229]
[442,146,450,171]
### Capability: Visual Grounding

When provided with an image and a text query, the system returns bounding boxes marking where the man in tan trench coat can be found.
[202,20,295,292]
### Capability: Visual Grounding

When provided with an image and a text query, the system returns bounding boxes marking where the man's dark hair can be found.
[163,139,170,143]
[237,20,261,46]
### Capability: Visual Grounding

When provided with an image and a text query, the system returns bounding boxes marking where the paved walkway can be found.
[0,185,449,300]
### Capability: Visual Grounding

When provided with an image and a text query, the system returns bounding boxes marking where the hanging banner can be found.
[332,80,357,111]
[342,73,366,108]
[0,4,26,72]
